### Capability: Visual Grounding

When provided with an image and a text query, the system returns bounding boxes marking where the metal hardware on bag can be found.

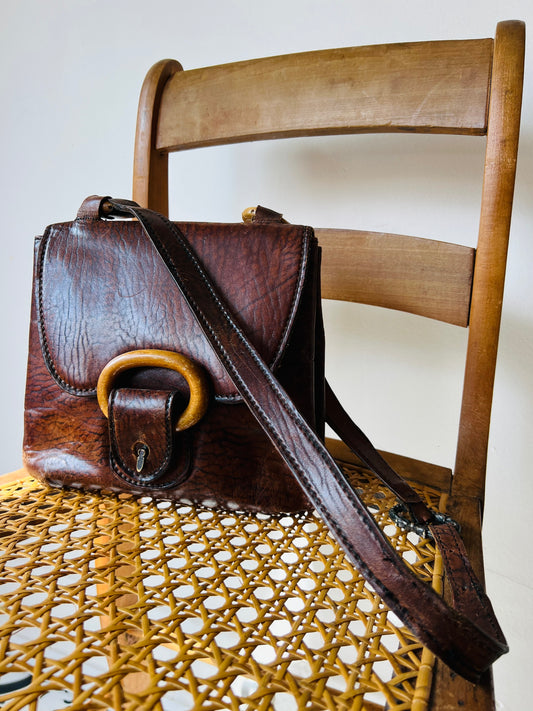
[100,200,114,217]
[96,349,210,432]
[135,443,149,473]
[389,503,461,539]
[100,198,139,220]
[242,207,257,224]
[242,205,287,224]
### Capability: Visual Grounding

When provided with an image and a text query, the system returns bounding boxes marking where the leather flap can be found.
[36,217,313,400]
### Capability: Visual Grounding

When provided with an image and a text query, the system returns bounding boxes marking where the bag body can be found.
[24,211,324,513]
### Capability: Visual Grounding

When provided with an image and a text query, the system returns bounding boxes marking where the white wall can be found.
[1,1,531,708]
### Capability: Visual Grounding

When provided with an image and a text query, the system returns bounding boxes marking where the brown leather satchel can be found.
[24,195,507,682]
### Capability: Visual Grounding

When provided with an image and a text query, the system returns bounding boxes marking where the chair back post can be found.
[133,58,182,214]
[453,20,525,503]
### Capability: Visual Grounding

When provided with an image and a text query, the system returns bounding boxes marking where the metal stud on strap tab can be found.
[389,503,461,539]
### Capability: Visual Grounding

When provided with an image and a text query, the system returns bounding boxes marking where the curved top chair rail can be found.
[155,39,493,151]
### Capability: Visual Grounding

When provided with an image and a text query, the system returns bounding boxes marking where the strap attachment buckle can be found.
[389,503,461,539]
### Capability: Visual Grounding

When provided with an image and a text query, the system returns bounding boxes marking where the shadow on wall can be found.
[169,132,488,240]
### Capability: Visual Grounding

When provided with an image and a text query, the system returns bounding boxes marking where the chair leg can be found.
[429,494,496,710]
[430,664,495,710]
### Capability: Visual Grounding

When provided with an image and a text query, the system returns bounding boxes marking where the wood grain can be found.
[318,228,475,325]
[326,437,452,492]
[0,469,30,486]
[454,20,525,499]
[133,58,182,212]
[155,39,492,152]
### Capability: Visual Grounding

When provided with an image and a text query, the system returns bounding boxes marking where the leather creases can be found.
[22,195,507,681]
[24,203,321,512]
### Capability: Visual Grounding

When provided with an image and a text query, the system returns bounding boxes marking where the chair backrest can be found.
[132,20,525,504]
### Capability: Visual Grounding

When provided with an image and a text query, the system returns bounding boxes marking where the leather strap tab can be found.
[76,195,111,220]
[109,388,182,484]
[254,205,288,223]
[76,195,139,221]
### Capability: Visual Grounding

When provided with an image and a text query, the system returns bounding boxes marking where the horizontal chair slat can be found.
[157,39,492,151]
[317,228,475,326]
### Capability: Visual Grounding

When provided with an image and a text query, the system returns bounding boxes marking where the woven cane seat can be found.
[0,458,443,711]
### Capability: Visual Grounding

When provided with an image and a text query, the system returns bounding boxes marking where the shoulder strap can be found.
[105,197,507,682]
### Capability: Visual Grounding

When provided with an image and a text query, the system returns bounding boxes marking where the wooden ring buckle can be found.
[96,349,209,432]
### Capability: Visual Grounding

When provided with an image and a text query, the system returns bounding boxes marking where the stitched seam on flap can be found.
[266,229,309,371]
[38,220,308,399]
[145,213,310,401]
[37,226,96,396]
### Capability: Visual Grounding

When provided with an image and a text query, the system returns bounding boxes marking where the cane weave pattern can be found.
[0,462,444,711]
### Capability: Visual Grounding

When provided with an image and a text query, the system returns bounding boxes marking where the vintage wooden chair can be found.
[0,20,524,710]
